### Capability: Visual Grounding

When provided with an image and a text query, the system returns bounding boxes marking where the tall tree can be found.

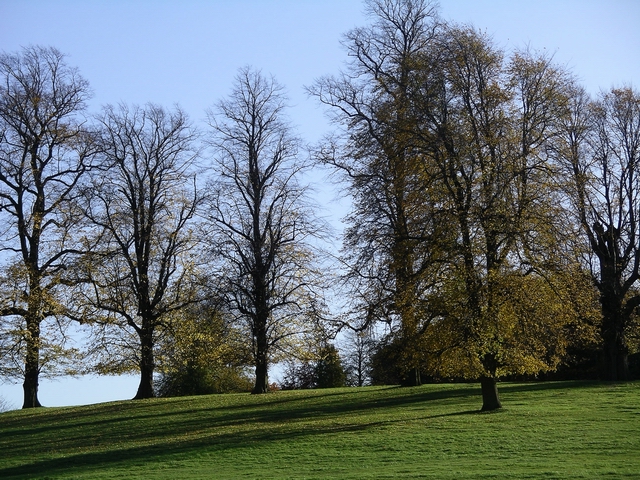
[0,46,93,408]
[309,0,444,386]
[206,67,327,394]
[78,103,201,399]
[557,85,640,380]
[423,27,575,409]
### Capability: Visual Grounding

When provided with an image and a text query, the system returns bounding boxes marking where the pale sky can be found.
[1,0,639,409]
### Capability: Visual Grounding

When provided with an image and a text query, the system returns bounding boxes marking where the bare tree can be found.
[78,103,202,399]
[206,67,327,394]
[557,85,640,380]
[0,46,93,408]
[340,328,375,387]
[308,0,443,386]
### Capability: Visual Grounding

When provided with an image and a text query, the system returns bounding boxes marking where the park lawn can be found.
[0,381,639,479]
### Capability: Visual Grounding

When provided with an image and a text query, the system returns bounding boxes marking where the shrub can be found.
[155,303,252,397]
[0,395,13,412]
[280,344,346,389]
[315,344,346,388]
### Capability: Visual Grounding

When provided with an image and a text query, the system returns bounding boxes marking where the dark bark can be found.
[480,376,502,411]
[600,298,629,381]
[252,320,269,394]
[133,329,155,399]
[252,354,269,394]
[250,164,270,395]
[601,339,629,381]
[22,327,42,408]
[22,271,45,409]
[400,366,422,387]
[594,227,631,381]
[22,310,43,408]
[22,378,41,408]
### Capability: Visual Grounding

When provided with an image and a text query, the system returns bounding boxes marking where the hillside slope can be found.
[1,382,639,479]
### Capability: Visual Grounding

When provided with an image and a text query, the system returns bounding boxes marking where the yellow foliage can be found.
[422,266,600,380]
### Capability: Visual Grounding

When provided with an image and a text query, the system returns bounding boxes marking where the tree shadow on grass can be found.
[498,380,601,394]
[0,380,619,478]
[0,385,484,477]
[0,381,602,442]
[0,406,493,480]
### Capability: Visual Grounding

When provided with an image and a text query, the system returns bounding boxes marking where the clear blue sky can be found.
[1,0,638,409]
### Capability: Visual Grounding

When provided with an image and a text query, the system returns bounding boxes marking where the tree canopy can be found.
[1,1,638,409]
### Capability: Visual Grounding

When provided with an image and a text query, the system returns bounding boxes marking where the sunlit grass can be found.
[1,381,639,479]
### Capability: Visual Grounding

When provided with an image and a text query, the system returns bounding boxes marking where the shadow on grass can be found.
[0,386,482,477]
[0,380,624,478]
[0,381,605,442]
[3,384,474,432]
[498,380,601,394]
[0,408,489,480]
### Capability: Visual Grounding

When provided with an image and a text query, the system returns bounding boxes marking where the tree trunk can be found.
[252,313,269,394]
[253,356,269,394]
[400,366,422,386]
[480,376,502,411]
[596,236,630,381]
[22,318,42,408]
[22,369,41,408]
[601,327,629,381]
[134,329,155,399]
[599,286,629,381]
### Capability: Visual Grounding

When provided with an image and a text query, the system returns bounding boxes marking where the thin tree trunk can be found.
[251,328,269,394]
[480,376,502,411]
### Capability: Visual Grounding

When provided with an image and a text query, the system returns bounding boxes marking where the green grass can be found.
[1,381,639,479]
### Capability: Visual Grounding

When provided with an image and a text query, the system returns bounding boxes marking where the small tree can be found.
[155,302,253,397]
[315,344,346,388]
[369,338,406,385]
[280,360,316,390]
[206,67,327,394]
[280,343,346,389]
[341,329,375,387]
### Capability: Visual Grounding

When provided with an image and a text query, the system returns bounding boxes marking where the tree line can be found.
[1,0,639,411]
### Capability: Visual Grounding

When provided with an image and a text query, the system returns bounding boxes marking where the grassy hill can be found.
[1,381,639,479]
